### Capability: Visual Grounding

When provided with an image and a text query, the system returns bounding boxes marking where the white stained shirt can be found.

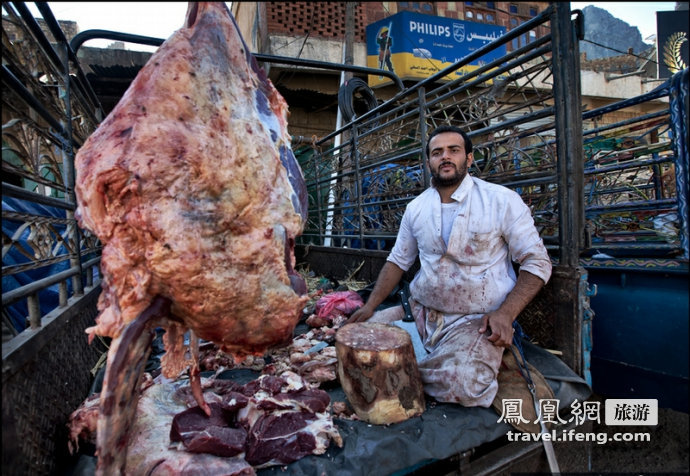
[441,202,460,246]
[387,175,552,315]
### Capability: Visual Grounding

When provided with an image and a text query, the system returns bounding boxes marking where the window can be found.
[530,7,538,17]
[486,13,494,22]
[486,1,495,9]
[511,19,525,49]
[465,1,474,5]
[510,18,518,27]
[477,12,483,21]
[509,4,518,14]
[466,11,474,19]
[399,2,434,14]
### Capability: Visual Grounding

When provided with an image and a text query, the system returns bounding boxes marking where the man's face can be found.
[428,132,473,187]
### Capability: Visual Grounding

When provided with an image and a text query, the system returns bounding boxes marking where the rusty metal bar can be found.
[1,182,76,210]
[418,87,430,189]
[69,29,405,92]
[58,281,68,308]
[27,293,40,329]
[2,257,101,308]
[552,3,585,266]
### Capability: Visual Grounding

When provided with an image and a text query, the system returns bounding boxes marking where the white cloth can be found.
[441,201,460,246]
[380,176,552,406]
[387,175,552,315]
[369,299,504,407]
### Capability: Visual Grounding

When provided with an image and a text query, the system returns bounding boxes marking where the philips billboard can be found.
[366,11,507,87]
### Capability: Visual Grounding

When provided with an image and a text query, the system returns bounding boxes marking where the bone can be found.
[96,296,171,475]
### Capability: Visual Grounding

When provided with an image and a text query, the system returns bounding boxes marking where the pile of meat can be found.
[195,290,364,386]
[264,330,340,386]
[305,290,363,328]
[191,329,340,387]
[67,278,369,471]
[69,371,342,474]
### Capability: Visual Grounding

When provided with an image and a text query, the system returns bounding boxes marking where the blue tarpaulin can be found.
[2,196,73,331]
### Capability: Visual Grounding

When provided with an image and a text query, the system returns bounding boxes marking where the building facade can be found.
[232,2,551,138]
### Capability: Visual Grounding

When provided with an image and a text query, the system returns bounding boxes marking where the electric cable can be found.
[338,77,379,125]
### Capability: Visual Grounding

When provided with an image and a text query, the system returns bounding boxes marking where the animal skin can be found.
[73,3,308,473]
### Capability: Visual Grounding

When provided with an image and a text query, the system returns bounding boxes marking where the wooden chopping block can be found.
[335,322,425,424]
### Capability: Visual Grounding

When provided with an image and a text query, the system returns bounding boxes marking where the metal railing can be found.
[580,72,688,259]
[296,4,688,264]
[298,4,583,255]
[2,1,103,338]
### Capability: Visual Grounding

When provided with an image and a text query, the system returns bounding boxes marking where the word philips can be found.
[409,21,450,37]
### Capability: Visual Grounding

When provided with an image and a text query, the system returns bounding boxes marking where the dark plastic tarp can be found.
[256,339,591,476]
[68,337,590,476]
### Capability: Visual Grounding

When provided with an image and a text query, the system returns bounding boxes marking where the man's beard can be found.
[431,162,468,188]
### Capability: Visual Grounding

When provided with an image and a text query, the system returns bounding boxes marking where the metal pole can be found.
[324,44,349,247]
[352,123,364,247]
[57,40,84,297]
[551,3,586,376]
[418,87,430,189]
[552,3,585,267]
[325,2,356,246]
[344,2,355,82]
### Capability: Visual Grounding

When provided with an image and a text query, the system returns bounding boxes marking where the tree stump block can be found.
[335,322,425,424]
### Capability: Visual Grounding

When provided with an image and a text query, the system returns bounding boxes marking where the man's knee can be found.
[420,357,499,407]
[455,362,499,406]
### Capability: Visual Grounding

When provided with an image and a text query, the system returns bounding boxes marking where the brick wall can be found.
[264,2,551,44]
[266,2,367,42]
[3,17,79,43]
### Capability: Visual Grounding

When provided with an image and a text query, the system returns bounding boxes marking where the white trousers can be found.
[369,299,504,407]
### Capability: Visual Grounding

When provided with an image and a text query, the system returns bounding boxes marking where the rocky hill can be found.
[579,5,652,60]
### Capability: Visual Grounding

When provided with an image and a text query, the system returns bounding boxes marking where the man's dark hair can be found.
[426,125,473,158]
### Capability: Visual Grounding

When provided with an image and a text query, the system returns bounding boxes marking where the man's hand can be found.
[347,262,405,325]
[478,310,514,347]
[478,270,545,347]
[347,304,375,324]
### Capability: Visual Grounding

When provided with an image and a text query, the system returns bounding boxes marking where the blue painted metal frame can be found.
[586,265,689,412]
[668,69,689,259]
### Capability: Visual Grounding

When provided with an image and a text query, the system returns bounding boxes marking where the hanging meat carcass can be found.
[73,2,308,473]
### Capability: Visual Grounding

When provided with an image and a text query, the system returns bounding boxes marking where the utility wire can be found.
[295,3,317,59]
[272,3,317,89]
[580,38,659,65]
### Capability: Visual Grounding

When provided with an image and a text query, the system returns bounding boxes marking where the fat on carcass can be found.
[73,2,308,474]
